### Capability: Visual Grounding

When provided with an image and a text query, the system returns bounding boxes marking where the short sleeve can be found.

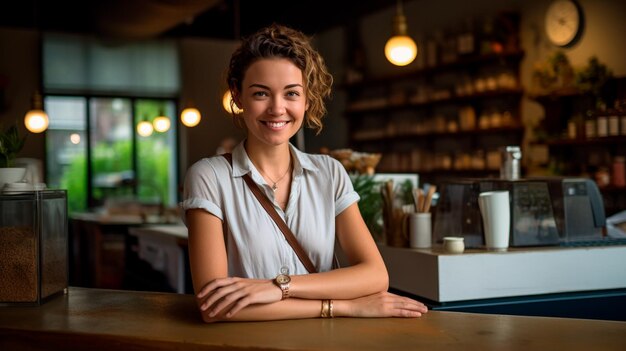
[179,159,224,223]
[328,157,360,216]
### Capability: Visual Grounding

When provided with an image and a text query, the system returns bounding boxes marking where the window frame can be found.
[44,92,180,211]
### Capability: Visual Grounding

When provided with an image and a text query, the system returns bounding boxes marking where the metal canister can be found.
[500,146,522,180]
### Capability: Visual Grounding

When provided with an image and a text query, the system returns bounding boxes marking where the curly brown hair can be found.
[227,24,333,134]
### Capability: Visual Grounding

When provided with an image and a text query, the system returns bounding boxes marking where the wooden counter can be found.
[1,288,626,350]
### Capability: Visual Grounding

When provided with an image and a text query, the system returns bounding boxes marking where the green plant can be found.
[352,175,383,240]
[575,56,613,96]
[0,124,26,167]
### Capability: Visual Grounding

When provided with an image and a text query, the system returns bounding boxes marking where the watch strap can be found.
[277,278,290,300]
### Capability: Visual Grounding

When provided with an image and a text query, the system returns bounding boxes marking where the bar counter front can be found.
[1,288,626,350]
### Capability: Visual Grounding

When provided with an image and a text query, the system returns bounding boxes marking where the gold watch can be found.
[274,273,291,300]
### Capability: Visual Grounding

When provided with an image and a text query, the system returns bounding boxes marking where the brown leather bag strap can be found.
[222,153,317,273]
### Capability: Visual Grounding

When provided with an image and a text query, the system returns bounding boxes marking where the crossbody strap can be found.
[222,153,317,274]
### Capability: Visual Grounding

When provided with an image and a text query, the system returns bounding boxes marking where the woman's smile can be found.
[262,120,290,130]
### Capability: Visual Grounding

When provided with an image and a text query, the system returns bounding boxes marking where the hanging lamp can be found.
[384,0,418,66]
[180,107,201,127]
[137,116,153,137]
[24,91,49,133]
[153,109,171,132]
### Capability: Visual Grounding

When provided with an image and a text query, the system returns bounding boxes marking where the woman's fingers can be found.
[200,280,243,311]
[224,295,253,317]
[348,291,428,318]
[197,278,282,319]
[197,277,238,299]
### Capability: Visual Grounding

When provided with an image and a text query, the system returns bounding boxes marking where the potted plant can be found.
[0,123,27,188]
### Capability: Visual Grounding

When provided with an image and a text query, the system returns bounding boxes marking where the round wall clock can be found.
[545,0,584,47]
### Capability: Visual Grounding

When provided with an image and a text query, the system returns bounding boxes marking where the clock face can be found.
[545,0,582,46]
[276,274,290,284]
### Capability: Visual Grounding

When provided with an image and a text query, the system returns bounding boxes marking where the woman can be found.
[181,24,427,322]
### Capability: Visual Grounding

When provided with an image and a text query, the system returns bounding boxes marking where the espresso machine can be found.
[433,177,606,248]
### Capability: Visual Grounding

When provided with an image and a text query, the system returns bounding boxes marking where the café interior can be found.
[1,0,626,349]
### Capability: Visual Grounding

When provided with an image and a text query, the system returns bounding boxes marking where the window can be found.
[42,33,181,214]
[46,96,178,214]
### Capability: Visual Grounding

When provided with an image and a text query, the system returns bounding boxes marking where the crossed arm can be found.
[186,203,427,323]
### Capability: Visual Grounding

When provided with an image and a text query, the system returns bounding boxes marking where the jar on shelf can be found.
[584,111,596,138]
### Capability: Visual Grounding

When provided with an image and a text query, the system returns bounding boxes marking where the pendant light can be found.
[24,91,49,133]
[384,0,418,66]
[222,90,243,115]
[137,116,153,137]
[153,110,170,132]
[180,107,201,127]
[24,1,49,134]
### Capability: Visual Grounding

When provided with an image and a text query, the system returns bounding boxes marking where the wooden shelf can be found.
[541,136,626,146]
[342,50,525,89]
[344,48,525,184]
[346,89,524,115]
[377,168,499,177]
[353,126,524,143]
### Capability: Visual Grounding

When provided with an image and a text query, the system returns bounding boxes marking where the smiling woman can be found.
[236,58,308,148]
[180,24,428,323]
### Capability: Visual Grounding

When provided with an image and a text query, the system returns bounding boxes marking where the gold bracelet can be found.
[329,299,334,318]
[320,299,331,318]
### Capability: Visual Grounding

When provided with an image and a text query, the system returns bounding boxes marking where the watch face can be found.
[545,0,581,46]
[276,274,291,284]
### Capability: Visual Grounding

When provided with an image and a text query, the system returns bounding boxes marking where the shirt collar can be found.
[230,139,319,179]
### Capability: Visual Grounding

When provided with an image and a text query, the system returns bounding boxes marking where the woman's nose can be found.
[267,97,286,116]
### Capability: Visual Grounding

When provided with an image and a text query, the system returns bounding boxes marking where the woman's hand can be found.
[197,277,282,318]
[339,292,428,318]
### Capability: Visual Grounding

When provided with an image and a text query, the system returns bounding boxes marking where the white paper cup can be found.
[409,213,432,249]
[478,190,510,251]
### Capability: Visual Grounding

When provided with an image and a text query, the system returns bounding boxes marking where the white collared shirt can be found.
[180,140,359,279]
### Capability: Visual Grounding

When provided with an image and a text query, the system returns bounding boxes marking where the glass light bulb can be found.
[385,35,418,66]
[24,109,49,133]
[137,120,153,137]
[153,116,171,132]
[181,108,201,127]
[70,133,81,144]
[222,90,243,114]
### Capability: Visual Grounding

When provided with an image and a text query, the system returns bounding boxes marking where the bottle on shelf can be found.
[457,18,476,57]
[567,113,583,139]
[584,110,596,139]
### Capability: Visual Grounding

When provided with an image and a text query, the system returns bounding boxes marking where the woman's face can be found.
[236,58,307,148]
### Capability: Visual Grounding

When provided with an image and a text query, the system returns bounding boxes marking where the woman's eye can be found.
[286,91,300,97]
[252,91,268,97]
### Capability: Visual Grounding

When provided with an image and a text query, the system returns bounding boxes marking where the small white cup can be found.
[478,190,510,251]
[443,237,465,254]
[409,213,432,249]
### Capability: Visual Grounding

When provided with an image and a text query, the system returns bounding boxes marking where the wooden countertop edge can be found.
[0,328,232,351]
